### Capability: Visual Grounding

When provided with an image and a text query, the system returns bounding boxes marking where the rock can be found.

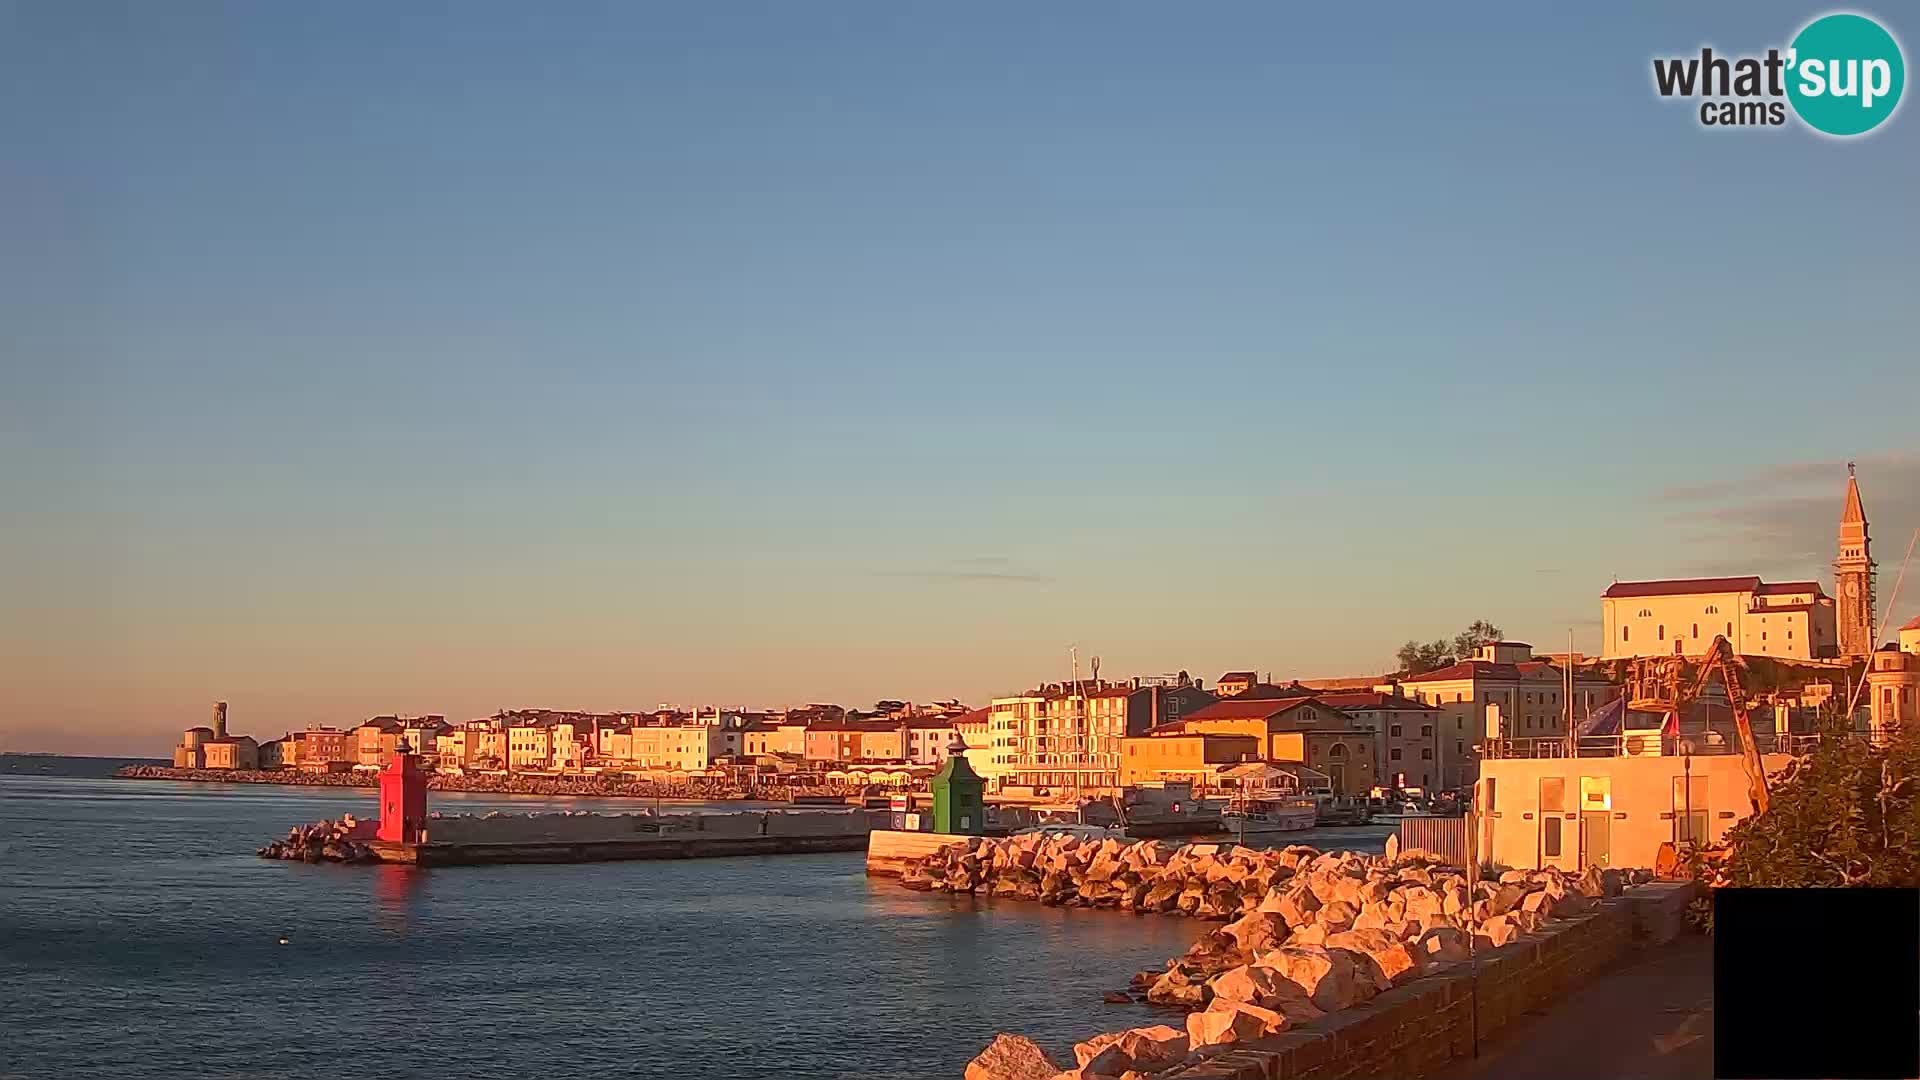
[966,1034,1059,1080]
[1142,880,1182,913]
[1187,1001,1287,1048]
[1288,923,1328,947]
[1574,865,1606,898]
[1220,911,1290,958]
[1601,868,1625,896]
[1260,944,1377,1011]
[1273,883,1322,928]
[1146,968,1209,1007]
[1487,883,1529,917]
[1474,913,1518,950]
[1325,928,1423,987]
[1442,882,1470,917]
[1383,834,1400,861]
[1209,964,1326,1022]
[1418,926,1472,964]
[1498,869,1529,884]
[1318,900,1359,932]
[1520,889,1555,915]
[1077,1026,1189,1075]
[1102,991,1133,1004]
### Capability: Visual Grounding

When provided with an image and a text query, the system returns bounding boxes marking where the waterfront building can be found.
[1399,642,1619,790]
[258,737,290,769]
[201,734,258,770]
[355,716,407,769]
[905,711,972,765]
[1313,691,1443,792]
[1173,695,1376,795]
[171,701,232,768]
[290,727,354,770]
[1118,731,1260,787]
[1214,672,1259,698]
[744,718,808,757]
[981,676,1216,793]
[803,719,909,763]
[1867,641,1920,744]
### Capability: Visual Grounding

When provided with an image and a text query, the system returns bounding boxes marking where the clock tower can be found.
[1835,463,1876,659]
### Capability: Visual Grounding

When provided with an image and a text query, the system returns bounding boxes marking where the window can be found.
[1657,624,1665,641]
[1692,623,1698,638]
[1638,608,1652,618]
[1456,740,1465,755]
[1540,776,1566,812]
[1623,626,1630,642]
[1421,724,1434,737]
[1390,749,1402,761]
[1543,816,1563,858]
[1328,743,1347,759]
[1673,776,1708,845]
[1421,748,1433,760]
[1484,777,1497,812]
[1705,605,1719,615]
[1726,622,1733,638]
[1389,724,1403,737]
[1456,717,1463,730]
[1787,630,1793,640]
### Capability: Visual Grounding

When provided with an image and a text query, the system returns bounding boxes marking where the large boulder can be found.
[1209,964,1327,1022]
[1142,880,1183,914]
[1260,944,1377,1011]
[1146,966,1210,1007]
[1221,911,1290,958]
[1325,929,1423,988]
[1076,1026,1190,1075]
[1188,1001,1288,1049]
[1418,926,1472,964]
[965,1034,1059,1080]
[1487,883,1529,917]
[1271,883,1322,928]
[1318,900,1359,933]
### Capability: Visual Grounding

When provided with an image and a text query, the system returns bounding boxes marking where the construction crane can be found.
[1630,635,1771,816]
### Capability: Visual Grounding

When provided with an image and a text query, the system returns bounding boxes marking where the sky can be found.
[3,3,1917,754]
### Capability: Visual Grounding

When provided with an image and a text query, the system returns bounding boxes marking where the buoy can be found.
[278,937,289,945]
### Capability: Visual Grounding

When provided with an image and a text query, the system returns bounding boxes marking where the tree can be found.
[1713,724,1920,887]
[1395,620,1505,675]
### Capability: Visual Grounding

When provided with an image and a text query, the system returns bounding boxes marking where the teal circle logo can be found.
[1786,13,1905,136]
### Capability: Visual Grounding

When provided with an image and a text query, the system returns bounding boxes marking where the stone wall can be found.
[1148,902,1635,1079]
[426,810,881,845]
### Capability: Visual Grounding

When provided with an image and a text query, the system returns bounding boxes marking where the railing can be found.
[1482,731,1871,759]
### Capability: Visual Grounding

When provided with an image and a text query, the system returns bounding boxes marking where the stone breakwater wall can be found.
[423,809,883,844]
[895,834,1654,1080]
[116,765,859,802]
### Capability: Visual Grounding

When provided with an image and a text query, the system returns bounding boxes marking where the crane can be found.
[1631,635,1770,816]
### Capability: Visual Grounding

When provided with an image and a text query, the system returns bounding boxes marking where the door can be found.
[1328,764,1347,795]
[1538,777,1575,871]
[1580,811,1611,868]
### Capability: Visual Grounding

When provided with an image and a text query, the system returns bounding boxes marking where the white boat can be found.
[1010,823,1128,841]
[1221,794,1318,839]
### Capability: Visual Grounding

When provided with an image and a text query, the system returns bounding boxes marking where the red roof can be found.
[1755,581,1822,596]
[1180,696,1319,723]
[1752,602,1825,614]
[1603,576,1760,598]
[1217,671,1258,683]
[1902,615,1920,631]
[1313,691,1437,713]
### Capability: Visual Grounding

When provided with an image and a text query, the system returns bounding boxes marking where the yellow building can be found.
[1118,732,1260,787]
[1601,577,1839,662]
[1172,695,1376,795]
[1400,642,1620,790]
[1867,640,1920,744]
[202,736,258,770]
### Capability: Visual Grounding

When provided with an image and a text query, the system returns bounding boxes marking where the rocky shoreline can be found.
[115,765,860,802]
[898,833,1648,1079]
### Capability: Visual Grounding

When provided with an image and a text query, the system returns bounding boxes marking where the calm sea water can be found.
[0,774,1209,1080]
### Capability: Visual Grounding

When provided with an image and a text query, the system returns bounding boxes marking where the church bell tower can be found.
[1835,463,1876,659]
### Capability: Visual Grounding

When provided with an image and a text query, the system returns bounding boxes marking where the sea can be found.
[0,756,1391,1080]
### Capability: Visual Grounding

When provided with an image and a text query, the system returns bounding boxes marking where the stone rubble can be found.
[255,818,379,863]
[933,835,1649,1080]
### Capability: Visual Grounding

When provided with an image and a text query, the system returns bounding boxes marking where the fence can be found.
[1481,732,1857,760]
[1396,815,1471,868]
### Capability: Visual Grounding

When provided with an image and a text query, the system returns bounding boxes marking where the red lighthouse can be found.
[375,739,429,844]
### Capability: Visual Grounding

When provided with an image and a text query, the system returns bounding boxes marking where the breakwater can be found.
[888,833,1662,1079]
[117,765,860,802]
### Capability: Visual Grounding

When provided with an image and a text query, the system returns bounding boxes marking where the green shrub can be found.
[1716,723,1920,888]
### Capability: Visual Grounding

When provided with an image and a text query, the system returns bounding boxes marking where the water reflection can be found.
[372,864,427,933]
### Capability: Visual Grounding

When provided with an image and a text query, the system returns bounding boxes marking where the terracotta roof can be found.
[1313,691,1437,713]
[1902,615,1920,631]
[1755,581,1822,596]
[1751,602,1825,614]
[1218,671,1258,683]
[1236,682,1319,700]
[1180,696,1320,723]
[1603,576,1760,598]
[903,714,960,729]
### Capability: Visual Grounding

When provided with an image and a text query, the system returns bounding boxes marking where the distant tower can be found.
[212,701,229,740]
[1835,463,1876,658]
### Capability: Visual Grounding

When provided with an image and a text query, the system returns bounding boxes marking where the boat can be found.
[1010,823,1128,841]
[1220,793,1318,839]
[1313,793,1374,826]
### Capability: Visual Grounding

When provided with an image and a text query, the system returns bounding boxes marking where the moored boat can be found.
[1221,794,1318,839]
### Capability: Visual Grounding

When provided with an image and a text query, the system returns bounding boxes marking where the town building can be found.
[1118,731,1261,787]
[905,711,976,765]
[1215,672,1260,698]
[1173,695,1376,796]
[355,717,407,768]
[1601,577,1839,662]
[1902,614,1920,657]
[1313,691,1444,792]
[258,737,290,769]
[290,727,354,771]
[202,734,258,770]
[980,676,1216,792]
[1398,642,1620,790]
[803,719,908,763]
[744,718,808,757]
[1867,639,1920,744]
[171,701,232,768]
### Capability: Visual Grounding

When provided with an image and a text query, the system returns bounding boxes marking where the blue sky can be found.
[4,3,1917,752]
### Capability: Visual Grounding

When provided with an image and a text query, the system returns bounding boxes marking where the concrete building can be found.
[258,737,290,769]
[1601,577,1839,662]
[1399,642,1620,790]
[744,719,808,757]
[1902,614,1920,657]
[172,702,232,768]
[355,717,407,769]
[1215,672,1259,698]
[1478,748,1789,872]
[905,712,972,765]
[980,677,1216,792]
[290,728,354,770]
[1315,691,1444,792]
